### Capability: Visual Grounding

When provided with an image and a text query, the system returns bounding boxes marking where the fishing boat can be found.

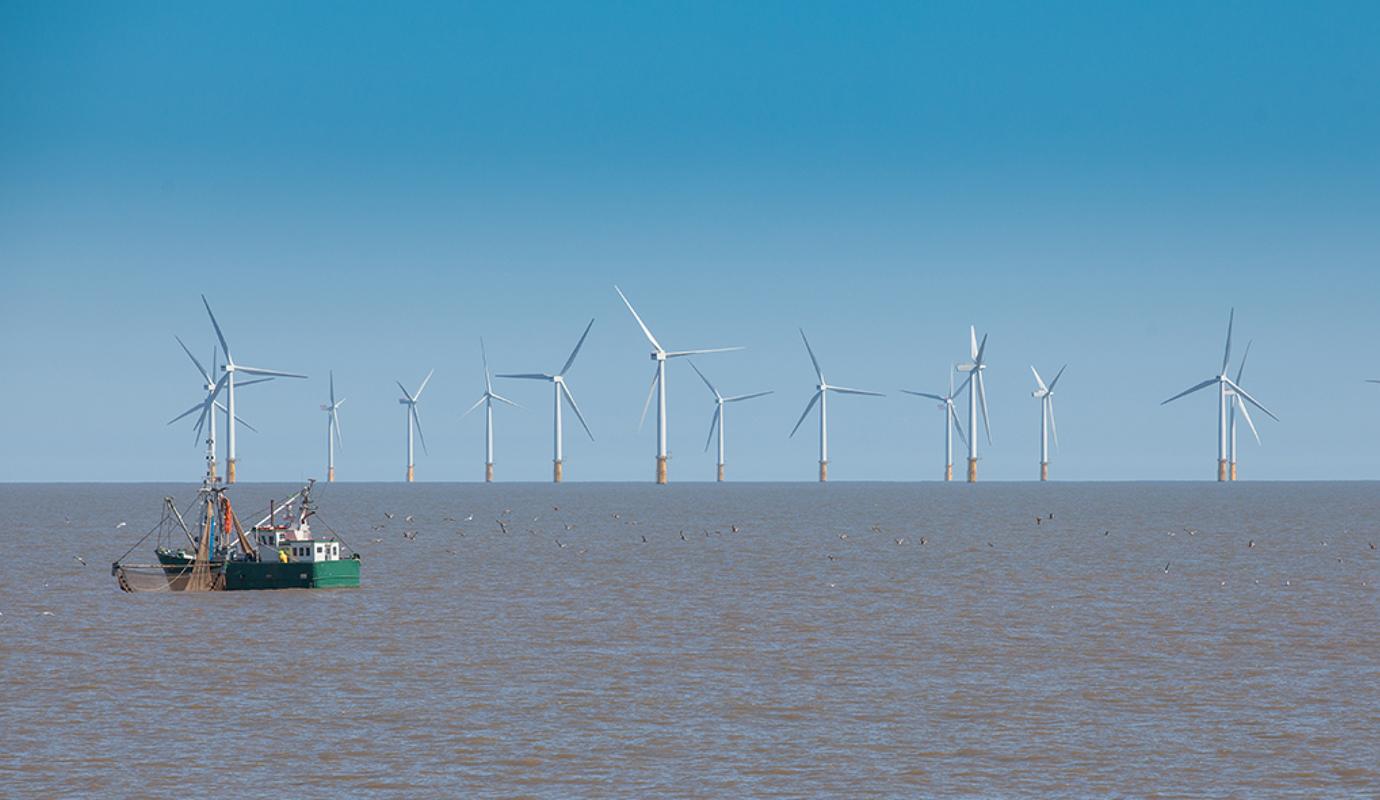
[113,478,359,592]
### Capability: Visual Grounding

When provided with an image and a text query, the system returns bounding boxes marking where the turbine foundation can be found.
[209,460,217,481]
[656,456,668,485]
[485,462,494,483]
[1217,459,1227,482]
[327,467,335,483]
[945,463,952,482]
[227,459,237,485]
[1040,462,1048,482]
[819,460,828,482]
[717,464,725,482]
[1230,462,1237,481]
[967,457,977,483]
[553,460,563,483]
[406,465,414,483]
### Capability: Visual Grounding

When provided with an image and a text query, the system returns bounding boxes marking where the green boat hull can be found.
[155,549,360,590]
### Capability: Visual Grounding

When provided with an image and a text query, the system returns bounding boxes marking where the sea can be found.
[1,481,1377,798]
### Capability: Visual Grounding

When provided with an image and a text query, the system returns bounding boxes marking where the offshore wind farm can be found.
[5,3,1380,798]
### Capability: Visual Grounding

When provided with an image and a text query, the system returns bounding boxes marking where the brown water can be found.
[2,482,1377,797]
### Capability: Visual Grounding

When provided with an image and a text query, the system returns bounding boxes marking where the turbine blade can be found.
[638,368,658,432]
[234,377,274,388]
[1235,393,1261,444]
[490,392,520,408]
[828,387,885,397]
[665,347,745,358]
[560,382,594,441]
[949,404,968,448]
[1161,377,1218,405]
[560,318,596,376]
[462,395,487,418]
[799,329,823,382]
[175,335,210,381]
[969,326,978,360]
[413,368,435,400]
[412,406,428,455]
[396,380,414,401]
[332,409,343,447]
[687,358,719,399]
[167,401,203,426]
[1047,397,1059,449]
[234,413,259,434]
[201,295,232,363]
[975,333,989,365]
[1223,377,1279,422]
[789,391,821,438]
[1048,363,1068,391]
[704,405,720,452]
[902,390,946,402]
[1221,308,1235,375]
[235,366,307,379]
[724,390,773,403]
[614,285,663,352]
[496,373,553,381]
[1235,340,1252,384]
[480,337,492,393]
[977,372,992,445]
[329,370,335,406]
[1030,365,1047,392]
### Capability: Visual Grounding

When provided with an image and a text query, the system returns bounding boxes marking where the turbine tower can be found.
[790,329,883,482]
[615,286,743,484]
[901,370,968,481]
[687,359,772,482]
[396,369,433,482]
[955,326,992,482]
[463,338,518,482]
[201,295,307,483]
[167,337,268,480]
[1030,364,1066,481]
[1162,309,1278,481]
[321,371,345,482]
[497,320,595,483]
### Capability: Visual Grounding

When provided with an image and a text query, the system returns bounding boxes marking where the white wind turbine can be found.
[321,371,345,482]
[396,369,434,482]
[497,320,595,483]
[955,326,992,482]
[901,370,968,481]
[790,329,884,482]
[462,338,519,483]
[687,360,772,482]
[615,286,743,484]
[1030,364,1067,481]
[1162,309,1277,481]
[201,295,307,483]
[167,336,269,481]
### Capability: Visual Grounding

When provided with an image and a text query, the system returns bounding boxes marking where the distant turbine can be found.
[687,359,772,482]
[1162,309,1278,481]
[321,371,345,482]
[1030,364,1067,481]
[201,295,307,483]
[955,326,993,482]
[166,336,269,480]
[790,330,883,482]
[901,370,968,481]
[396,369,434,482]
[497,320,595,483]
[615,286,743,484]
[462,338,519,482]
[1227,341,1266,481]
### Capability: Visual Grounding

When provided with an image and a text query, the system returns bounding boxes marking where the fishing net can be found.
[113,562,225,593]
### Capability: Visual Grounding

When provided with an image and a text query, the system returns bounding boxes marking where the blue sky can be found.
[2,1,1379,482]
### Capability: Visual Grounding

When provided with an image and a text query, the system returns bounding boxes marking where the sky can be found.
[2,1,1379,482]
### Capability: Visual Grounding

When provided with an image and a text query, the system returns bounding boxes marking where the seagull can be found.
[1048,512,1054,520]
[402,531,417,540]
[1248,540,1255,548]
[1103,530,1110,536]
[371,538,383,543]
[115,522,127,530]
[464,514,474,522]
[641,535,647,543]
[555,539,567,548]
[1184,528,1198,536]
[919,537,927,545]
[613,513,621,520]
[72,555,86,567]
[497,520,509,534]
[895,538,905,545]
[385,512,395,520]
[1163,562,1170,573]
[1371,542,1376,550]
[838,533,849,540]
[1035,516,1042,525]
[731,525,740,533]
[404,514,415,523]
[680,531,687,541]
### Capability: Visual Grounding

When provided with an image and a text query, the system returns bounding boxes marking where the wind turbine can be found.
[790,329,883,482]
[463,338,518,482]
[1030,364,1067,481]
[167,336,269,480]
[1162,309,1278,481]
[955,326,992,482]
[615,285,743,484]
[201,295,307,483]
[687,360,772,482]
[1227,341,1266,481]
[396,369,433,482]
[497,320,595,483]
[901,370,968,481]
[321,371,345,482]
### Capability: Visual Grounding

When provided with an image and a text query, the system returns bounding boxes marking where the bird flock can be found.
[171,293,1312,485]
